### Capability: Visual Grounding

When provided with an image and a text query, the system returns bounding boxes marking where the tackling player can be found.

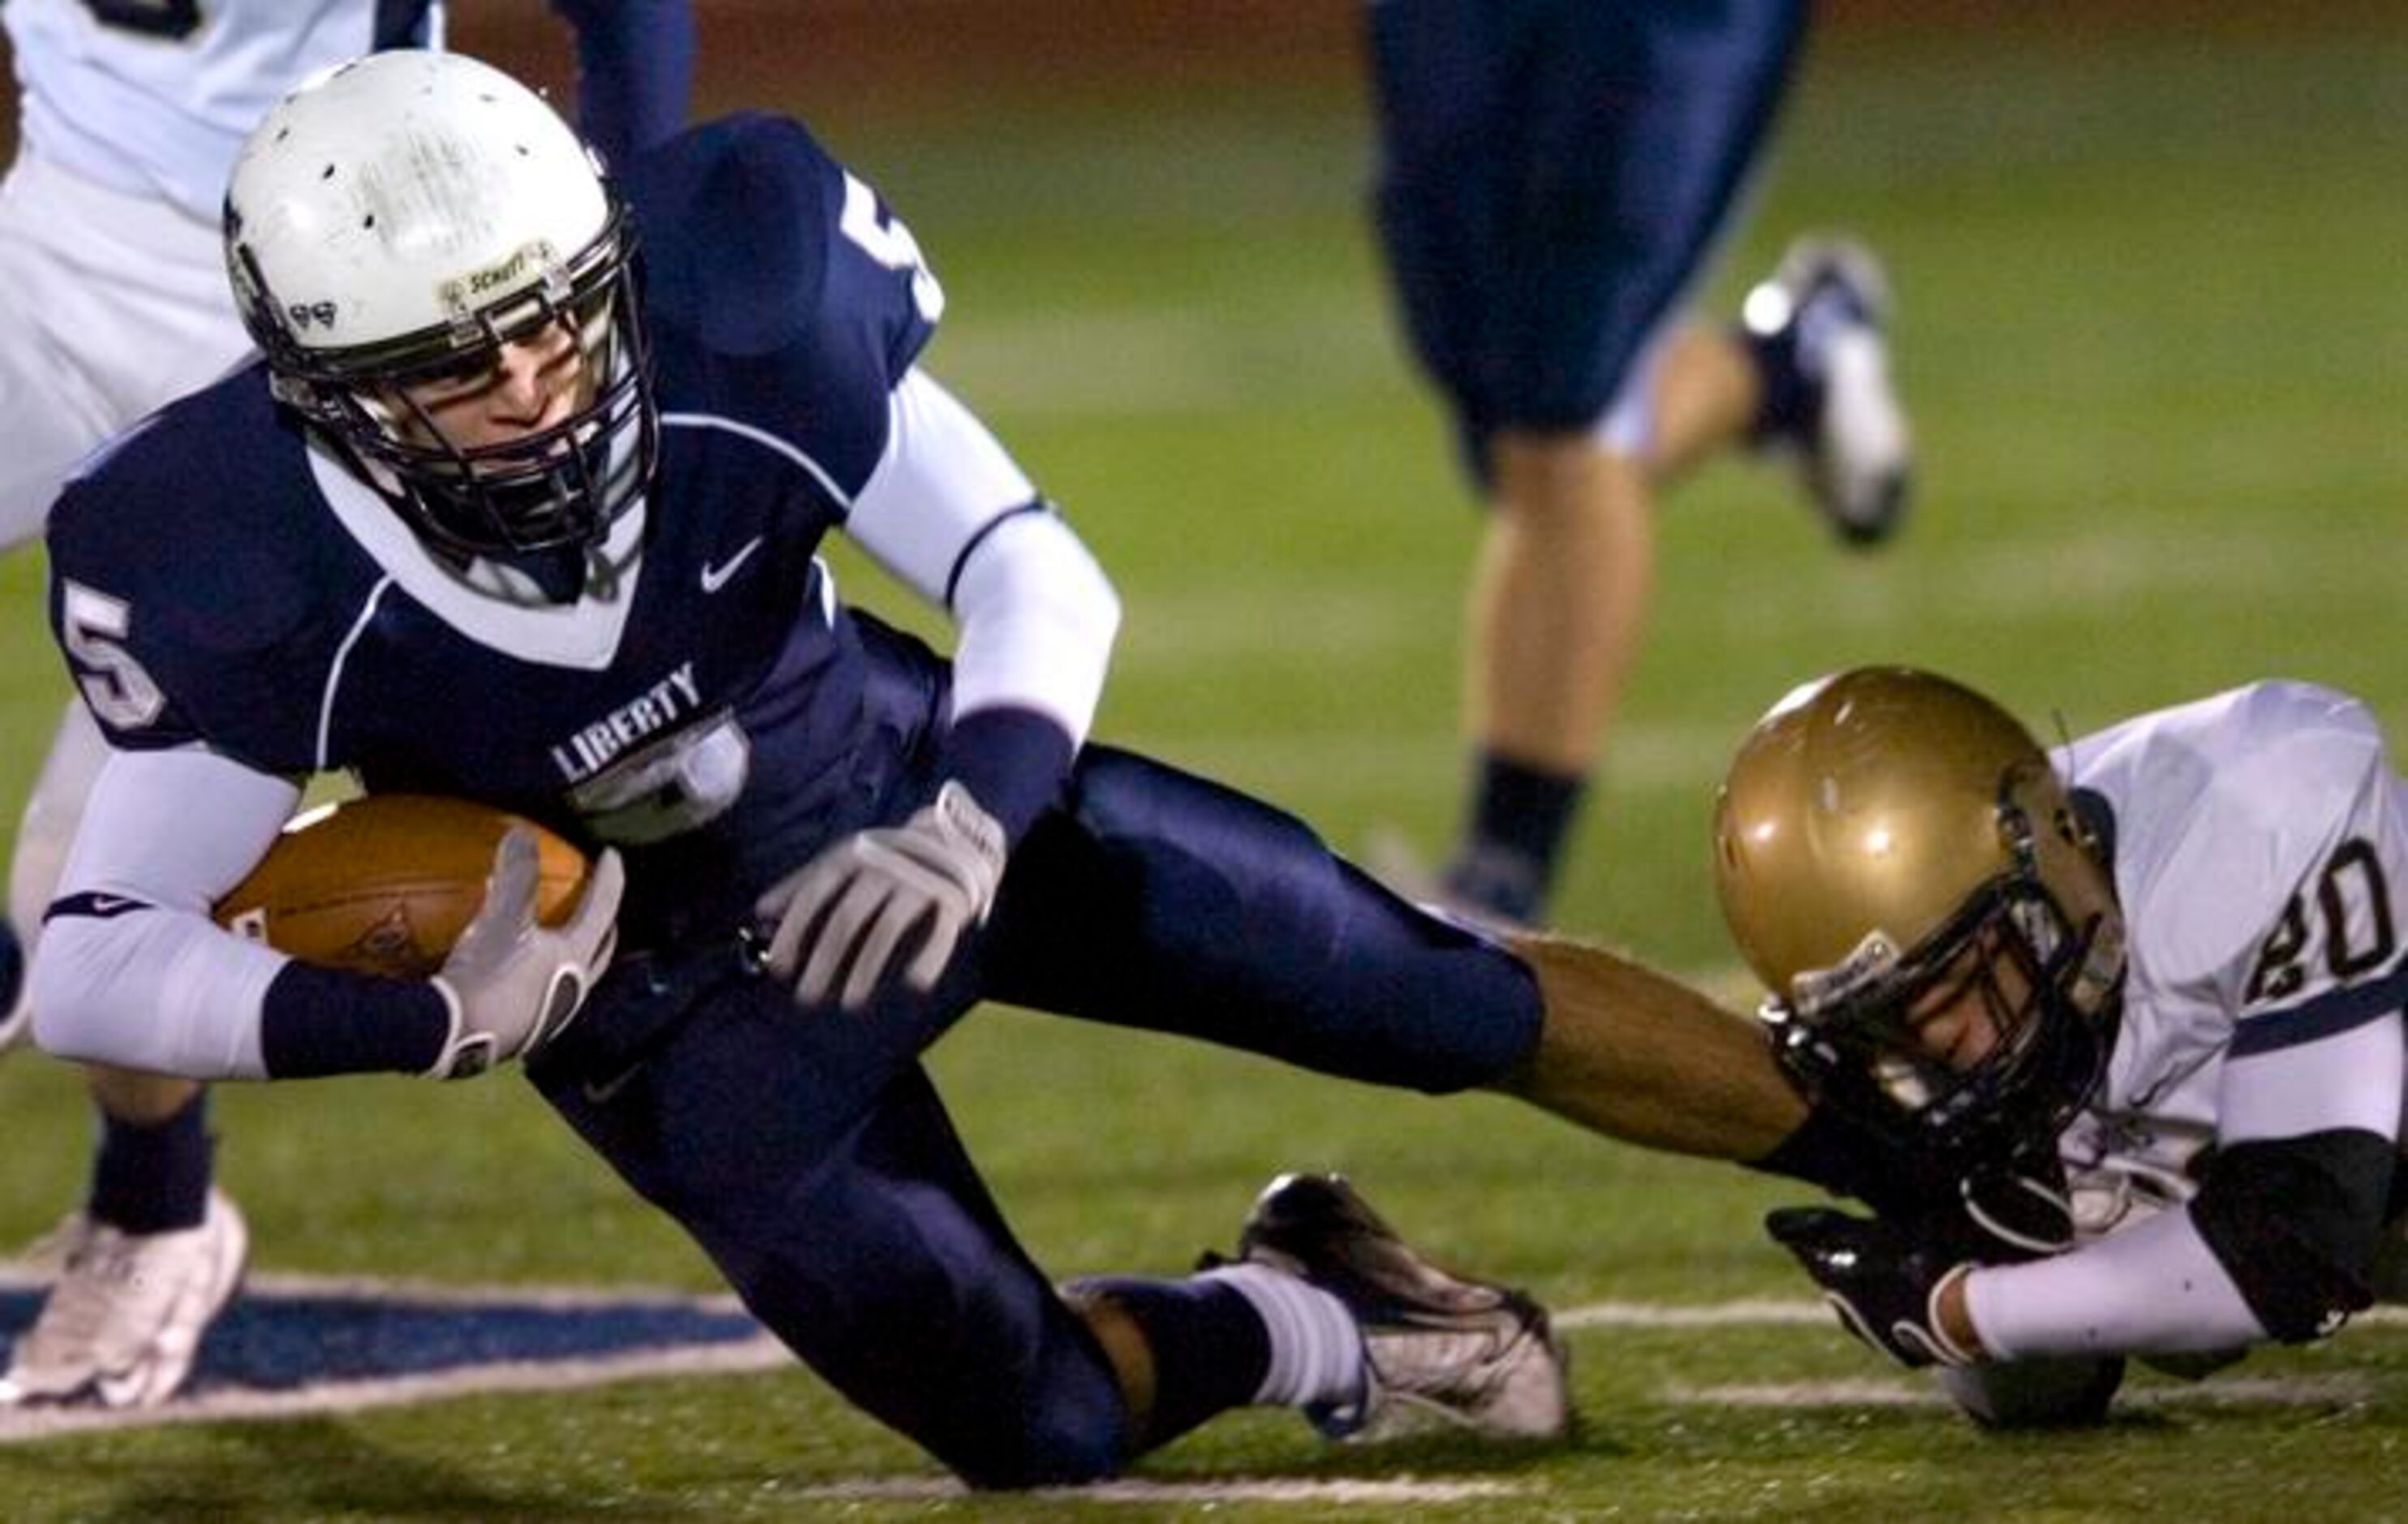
[0,0,692,1409]
[29,52,1937,1482]
[1717,667,2408,1425]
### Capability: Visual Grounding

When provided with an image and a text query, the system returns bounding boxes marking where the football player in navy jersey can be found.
[1364,1,1912,928]
[32,52,1923,1482]
[0,0,691,1408]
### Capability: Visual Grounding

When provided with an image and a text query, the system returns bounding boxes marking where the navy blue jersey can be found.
[49,115,937,941]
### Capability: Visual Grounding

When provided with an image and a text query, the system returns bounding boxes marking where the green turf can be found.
[2,17,2406,1520]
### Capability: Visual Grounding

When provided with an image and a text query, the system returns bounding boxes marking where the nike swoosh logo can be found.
[700,536,765,594]
[581,1061,646,1106]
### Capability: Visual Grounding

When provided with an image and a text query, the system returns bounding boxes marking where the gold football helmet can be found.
[1712,667,2125,1162]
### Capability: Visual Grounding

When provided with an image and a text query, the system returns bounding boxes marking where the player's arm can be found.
[545,0,695,166]
[1959,1023,2400,1359]
[755,366,1121,1008]
[1959,956,2404,1358]
[845,365,1120,841]
[30,745,306,1078]
[33,746,619,1082]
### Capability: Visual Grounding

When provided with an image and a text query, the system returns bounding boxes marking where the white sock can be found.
[1197,1261,1364,1409]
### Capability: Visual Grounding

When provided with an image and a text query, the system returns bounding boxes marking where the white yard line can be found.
[1674,1374,2380,1410]
[775,1478,1525,1505]
[0,1277,2397,1448]
[0,1335,793,1444]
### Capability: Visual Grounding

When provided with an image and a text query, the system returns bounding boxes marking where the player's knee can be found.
[943,1389,1127,1490]
[920,1289,1137,1490]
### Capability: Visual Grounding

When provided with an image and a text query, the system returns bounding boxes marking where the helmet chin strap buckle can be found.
[1789,928,1904,1022]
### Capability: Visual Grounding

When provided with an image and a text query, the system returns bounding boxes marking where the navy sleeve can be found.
[260,962,452,1077]
[547,0,696,166]
[44,378,358,774]
[938,706,1077,848]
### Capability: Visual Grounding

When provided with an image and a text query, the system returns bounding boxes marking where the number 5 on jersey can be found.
[60,580,166,730]
[838,171,945,324]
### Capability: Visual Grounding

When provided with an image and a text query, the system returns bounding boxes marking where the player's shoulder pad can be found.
[622,113,850,357]
[2085,679,2387,829]
[49,368,330,657]
[2111,680,2393,985]
[2203,679,2388,814]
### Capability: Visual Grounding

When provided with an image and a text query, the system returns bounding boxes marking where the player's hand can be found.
[756,781,1006,1010]
[1957,1143,2075,1259]
[428,830,623,1078]
[1765,1205,1979,1369]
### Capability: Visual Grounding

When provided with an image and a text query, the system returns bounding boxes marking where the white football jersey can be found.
[6,0,444,221]
[2052,681,2408,1239]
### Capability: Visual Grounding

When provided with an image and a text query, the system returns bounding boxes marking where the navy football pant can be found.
[531,744,1545,1485]
[1368,0,1809,476]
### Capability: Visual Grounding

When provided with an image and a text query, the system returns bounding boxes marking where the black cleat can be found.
[1234,1173,1570,1441]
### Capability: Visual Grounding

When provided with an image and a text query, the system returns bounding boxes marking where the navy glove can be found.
[1765,1206,1979,1369]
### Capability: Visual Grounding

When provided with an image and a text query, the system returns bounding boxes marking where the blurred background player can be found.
[0,0,692,1408]
[1364,0,1911,927]
[1718,667,2408,1426]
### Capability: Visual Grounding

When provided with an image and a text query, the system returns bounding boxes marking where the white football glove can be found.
[756,781,1006,1010]
[428,829,624,1079]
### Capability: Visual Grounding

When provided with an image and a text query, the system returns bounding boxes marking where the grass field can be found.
[2,12,2406,1520]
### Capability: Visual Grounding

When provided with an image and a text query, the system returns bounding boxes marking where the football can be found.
[214,794,590,979]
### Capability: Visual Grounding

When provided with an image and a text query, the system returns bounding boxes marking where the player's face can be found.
[1901,928,2031,1073]
[394,317,594,456]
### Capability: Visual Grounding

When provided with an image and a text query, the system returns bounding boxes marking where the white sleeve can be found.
[28,746,301,1080]
[844,367,1120,743]
[1965,1207,2266,1359]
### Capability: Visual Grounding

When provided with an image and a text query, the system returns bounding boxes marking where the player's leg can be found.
[3,701,109,1047]
[1365,0,1579,926]
[1644,237,1912,545]
[1453,436,1653,923]
[1643,324,1764,484]
[1728,235,1913,543]
[0,154,253,1407]
[528,941,1148,1485]
[528,964,1549,1484]
[0,166,144,1053]
[0,1067,244,1408]
[987,746,1805,1158]
[0,700,239,1415]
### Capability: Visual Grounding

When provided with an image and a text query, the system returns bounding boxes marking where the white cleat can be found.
[1234,1173,1570,1443]
[0,1188,248,1409]
[1743,235,1913,547]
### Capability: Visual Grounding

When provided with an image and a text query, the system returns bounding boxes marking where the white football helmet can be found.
[224,50,655,557]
